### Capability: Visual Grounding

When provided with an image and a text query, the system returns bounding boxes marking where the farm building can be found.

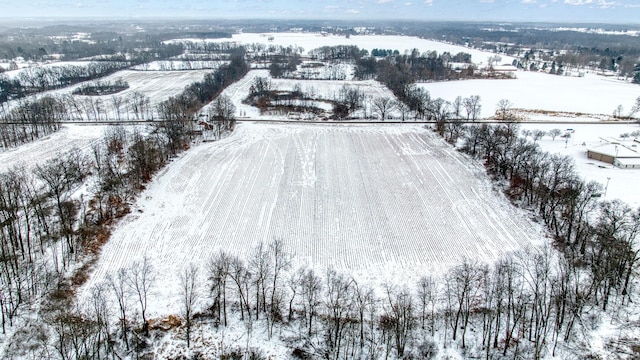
[492,64,518,73]
[587,142,640,169]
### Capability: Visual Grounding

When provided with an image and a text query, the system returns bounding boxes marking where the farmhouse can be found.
[492,64,518,73]
[587,142,640,169]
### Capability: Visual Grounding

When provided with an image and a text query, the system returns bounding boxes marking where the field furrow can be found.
[83,123,544,316]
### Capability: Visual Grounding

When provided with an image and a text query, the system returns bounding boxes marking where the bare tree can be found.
[228,255,252,321]
[372,96,396,121]
[451,96,463,119]
[208,251,231,326]
[249,242,271,320]
[324,269,354,359]
[126,256,155,336]
[209,95,237,139]
[463,95,482,120]
[34,149,88,269]
[445,259,484,348]
[495,99,515,120]
[108,268,130,350]
[339,85,365,116]
[267,239,290,338]
[548,128,562,141]
[629,96,640,118]
[532,129,546,143]
[352,279,377,354]
[613,104,624,118]
[179,263,199,348]
[395,100,411,122]
[416,276,438,336]
[384,285,415,358]
[301,268,322,337]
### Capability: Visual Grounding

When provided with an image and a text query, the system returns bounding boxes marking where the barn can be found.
[587,142,640,169]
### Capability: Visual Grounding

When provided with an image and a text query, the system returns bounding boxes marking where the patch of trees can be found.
[309,45,366,61]
[371,48,400,57]
[245,77,327,118]
[71,78,129,96]
[156,52,248,155]
[0,90,153,130]
[0,96,64,148]
[633,64,640,84]
[396,22,640,79]
[268,54,301,78]
[34,110,637,359]
[245,43,303,70]
[178,41,246,62]
[0,117,202,356]
[356,50,477,95]
[459,121,639,314]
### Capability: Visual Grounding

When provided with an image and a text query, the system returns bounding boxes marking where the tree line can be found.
[0,96,64,148]
[460,121,640,311]
[0,54,249,357]
[0,62,131,103]
[156,52,248,155]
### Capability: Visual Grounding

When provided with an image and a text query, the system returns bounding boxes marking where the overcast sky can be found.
[1,0,639,23]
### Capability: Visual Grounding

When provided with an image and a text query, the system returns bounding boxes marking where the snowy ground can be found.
[520,123,640,208]
[1,69,211,119]
[422,70,640,119]
[0,124,107,172]
[87,70,210,115]
[166,33,516,66]
[81,122,545,319]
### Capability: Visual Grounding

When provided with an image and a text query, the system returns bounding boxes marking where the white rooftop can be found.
[588,143,640,158]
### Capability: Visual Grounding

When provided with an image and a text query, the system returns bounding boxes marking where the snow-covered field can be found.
[0,125,107,171]
[423,71,640,119]
[167,33,516,66]
[82,123,545,317]
[87,70,210,112]
[1,69,211,119]
[520,123,640,207]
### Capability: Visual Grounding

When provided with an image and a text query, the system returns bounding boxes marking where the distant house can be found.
[587,142,640,169]
[491,65,518,73]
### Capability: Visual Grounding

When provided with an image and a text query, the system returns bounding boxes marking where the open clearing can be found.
[1,69,211,119]
[83,122,544,316]
[422,71,640,119]
[0,125,107,172]
[66,70,211,118]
